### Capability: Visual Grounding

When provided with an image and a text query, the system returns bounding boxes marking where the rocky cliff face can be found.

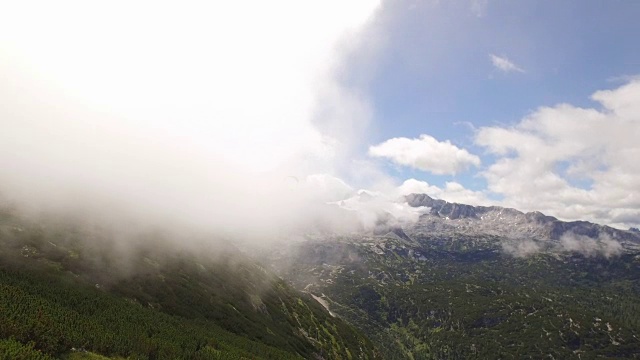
[405,193,640,248]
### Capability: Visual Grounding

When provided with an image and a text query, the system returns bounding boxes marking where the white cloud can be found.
[396,179,489,206]
[559,233,622,258]
[502,240,541,258]
[302,174,355,202]
[304,177,491,232]
[396,179,443,197]
[490,54,525,73]
[501,234,623,258]
[0,1,381,172]
[476,79,640,229]
[369,135,481,175]
[0,1,382,239]
[335,189,426,230]
[469,0,489,17]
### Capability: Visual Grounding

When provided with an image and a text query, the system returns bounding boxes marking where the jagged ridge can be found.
[405,193,640,246]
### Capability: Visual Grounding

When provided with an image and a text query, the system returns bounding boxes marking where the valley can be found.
[262,195,640,359]
[2,195,640,359]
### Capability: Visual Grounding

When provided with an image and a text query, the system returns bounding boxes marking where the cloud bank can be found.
[0,1,382,239]
[396,179,489,206]
[476,79,640,228]
[369,135,481,175]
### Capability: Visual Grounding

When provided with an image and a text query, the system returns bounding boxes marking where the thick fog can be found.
[0,1,393,242]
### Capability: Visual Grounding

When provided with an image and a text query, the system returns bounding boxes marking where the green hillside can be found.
[0,207,379,360]
[271,234,640,359]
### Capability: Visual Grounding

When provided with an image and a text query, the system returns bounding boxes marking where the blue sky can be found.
[347,0,640,227]
[368,0,640,128]
[359,0,640,180]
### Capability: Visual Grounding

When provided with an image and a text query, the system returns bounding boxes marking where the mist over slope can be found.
[0,0,386,246]
[0,205,379,359]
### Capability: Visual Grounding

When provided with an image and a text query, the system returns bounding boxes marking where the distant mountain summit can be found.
[405,193,640,247]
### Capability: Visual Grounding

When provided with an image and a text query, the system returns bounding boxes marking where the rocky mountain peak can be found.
[403,193,640,247]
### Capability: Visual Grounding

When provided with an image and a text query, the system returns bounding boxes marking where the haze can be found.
[0,1,384,238]
[2,1,640,238]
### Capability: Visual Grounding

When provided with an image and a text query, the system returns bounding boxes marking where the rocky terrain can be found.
[405,193,640,248]
[261,194,640,359]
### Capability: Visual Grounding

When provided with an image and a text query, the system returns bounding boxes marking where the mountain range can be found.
[3,193,640,359]
[261,193,640,359]
[405,193,640,246]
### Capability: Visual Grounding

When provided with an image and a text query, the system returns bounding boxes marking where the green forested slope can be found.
[0,208,378,359]
[274,235,640,359]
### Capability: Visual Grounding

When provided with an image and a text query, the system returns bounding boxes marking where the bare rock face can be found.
[404,193,640,247]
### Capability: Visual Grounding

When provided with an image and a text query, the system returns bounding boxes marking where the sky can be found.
[0,0,639,233]
[358,0,640,229]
